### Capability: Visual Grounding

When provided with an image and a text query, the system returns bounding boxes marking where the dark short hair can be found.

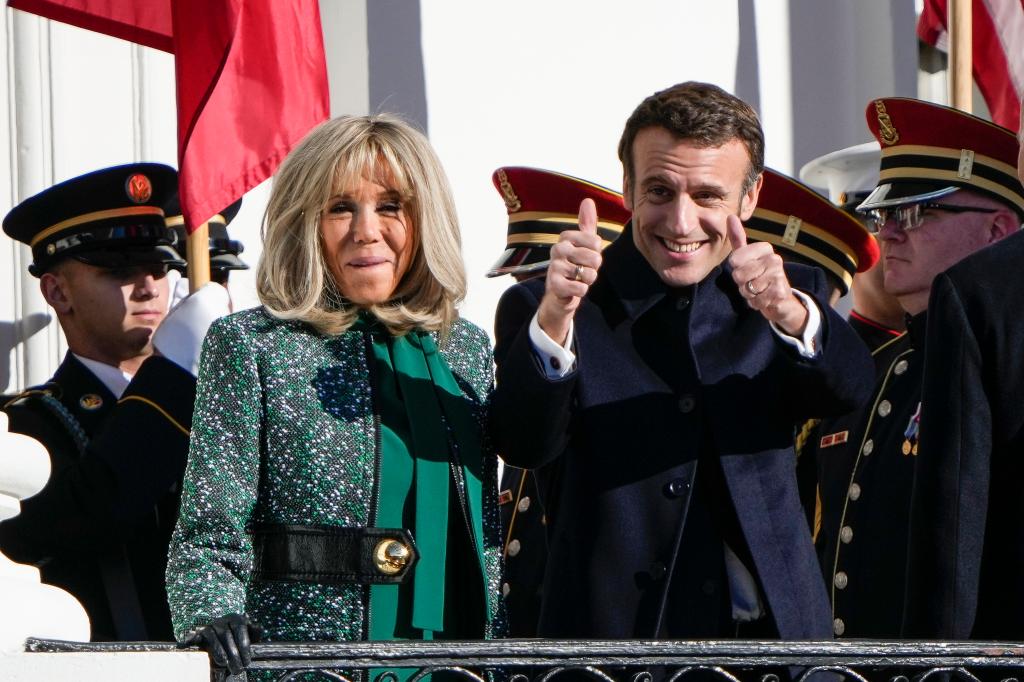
[618,81,765,193]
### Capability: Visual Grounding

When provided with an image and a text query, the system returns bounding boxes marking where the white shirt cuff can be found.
[528,312,576,379]
[770,289,822,358]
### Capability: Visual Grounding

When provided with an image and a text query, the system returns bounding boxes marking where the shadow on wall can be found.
[788,0,918,171]
[0,313,52,393]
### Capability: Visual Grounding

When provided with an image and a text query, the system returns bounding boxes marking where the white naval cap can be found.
[799,141,881,208]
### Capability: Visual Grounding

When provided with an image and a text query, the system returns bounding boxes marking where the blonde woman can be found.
[166,114,504,676]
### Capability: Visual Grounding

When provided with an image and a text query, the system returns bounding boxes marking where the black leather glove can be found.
[179,612,262,676]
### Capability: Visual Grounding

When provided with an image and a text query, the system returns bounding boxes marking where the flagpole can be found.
[948,0,973,112]
[186,222,211,292]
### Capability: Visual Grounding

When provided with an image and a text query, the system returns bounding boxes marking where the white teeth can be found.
[663,239,701,253]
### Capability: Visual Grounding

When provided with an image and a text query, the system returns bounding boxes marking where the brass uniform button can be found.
[840,526,853,544]
[834,571,848,589]
[833,618,845,636]
[848,483,862,501]
[374,538,411,576]
[507,539,522,557]
[894,359,909,375]
[862,439,874,456]
[517,496,531,513]
[877,400,892,417]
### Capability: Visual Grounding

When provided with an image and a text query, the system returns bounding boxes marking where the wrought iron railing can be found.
[25,637,1024,682]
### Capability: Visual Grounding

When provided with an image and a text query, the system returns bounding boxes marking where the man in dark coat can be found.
[813,98,1023,639]
[0,164,229,641]
[490,81,874,640]
[903,106,1024,639]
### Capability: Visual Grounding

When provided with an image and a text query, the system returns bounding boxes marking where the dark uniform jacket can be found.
[497,462,561,637]
[490,228,874,640]
[0,352,196,641]
[905,231,1024,639]
[813,314,924,638]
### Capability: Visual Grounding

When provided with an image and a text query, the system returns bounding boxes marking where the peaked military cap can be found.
[800,141,881,213]
[859,97,1024,218]
[745,168,880,295]
[163,195,248,273]
[3,163,183,276]
[487,166,631,278]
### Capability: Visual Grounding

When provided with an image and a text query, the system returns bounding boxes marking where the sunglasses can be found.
[865,202,998,234]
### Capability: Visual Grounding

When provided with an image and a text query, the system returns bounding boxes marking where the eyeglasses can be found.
[866,202,998,234]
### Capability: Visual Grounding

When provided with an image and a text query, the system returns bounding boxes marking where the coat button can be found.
[374,538,412,575]
[840,526,853,544]
[666,479,690,498]
[834,571,848,589]
[502,582,511,597]
[862,439,874,456]
[848,483,861,501]
[549,357,561,371]
[877,400,892,417]
[675,296,690,311]
[649,561,668,581]
[701,580,716,595]
[517,496,531,513]
[894,359,909,375]
[507,539,522,557]
[833,618,845,636]
[678,394,696,413]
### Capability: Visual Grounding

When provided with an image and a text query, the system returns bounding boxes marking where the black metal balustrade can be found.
[25,637,1024,682]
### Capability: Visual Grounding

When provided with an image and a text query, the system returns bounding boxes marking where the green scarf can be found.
[359,319,486,642]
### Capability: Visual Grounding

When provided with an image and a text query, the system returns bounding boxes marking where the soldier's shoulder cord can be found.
[3,385,89,457]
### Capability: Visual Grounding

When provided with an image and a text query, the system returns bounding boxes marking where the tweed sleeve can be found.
[442,319,508,639]
[166,313,263,640]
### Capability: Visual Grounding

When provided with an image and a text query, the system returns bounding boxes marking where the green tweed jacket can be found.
[166,307,505,642]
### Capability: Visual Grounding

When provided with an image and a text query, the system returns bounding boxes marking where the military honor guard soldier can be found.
[0,163,230,641]
[739,167,880,536]
[813,98,1023,638]
[903,104,1024,640]
[487,165,630,636]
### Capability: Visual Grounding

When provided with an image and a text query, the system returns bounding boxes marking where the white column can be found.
[0,411,90,651]
[9,9,61,390]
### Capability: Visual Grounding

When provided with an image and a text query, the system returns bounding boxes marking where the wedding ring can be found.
[572,264,584,282]
[746,280,758,295]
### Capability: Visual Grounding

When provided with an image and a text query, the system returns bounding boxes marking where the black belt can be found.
[250,524,419,585]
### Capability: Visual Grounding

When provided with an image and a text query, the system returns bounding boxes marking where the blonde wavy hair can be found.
[257,114,467,337]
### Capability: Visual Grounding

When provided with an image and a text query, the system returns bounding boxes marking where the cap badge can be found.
[958,149,975,179]
[874,100,900,146]
[46,243,56,255]
[783,215,802,246]
[125,173,153,204]
[79,393,103,410]
[496,169,522,213]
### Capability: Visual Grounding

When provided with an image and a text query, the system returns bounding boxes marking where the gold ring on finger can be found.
[573,264,584,282]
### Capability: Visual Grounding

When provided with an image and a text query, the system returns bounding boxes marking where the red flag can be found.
[7,0,172,51]
[918,0,1024,132]
[7,0,330,233]
[171,0,329,231]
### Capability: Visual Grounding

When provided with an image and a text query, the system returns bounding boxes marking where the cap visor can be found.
[485,246,551,278]
[210,253,249,270]
[73,244,186,269]
[856,182,960,211]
